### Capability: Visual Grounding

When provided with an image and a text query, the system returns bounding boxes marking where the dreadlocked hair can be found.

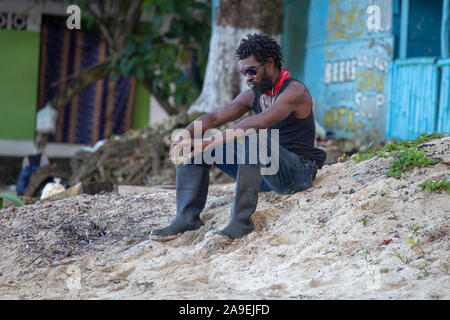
[235,33,283,70]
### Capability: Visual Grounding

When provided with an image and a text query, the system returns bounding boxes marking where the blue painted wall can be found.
[302,0,329,101]
[302,0,394,143]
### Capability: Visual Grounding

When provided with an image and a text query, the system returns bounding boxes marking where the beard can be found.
[248,71,273,96]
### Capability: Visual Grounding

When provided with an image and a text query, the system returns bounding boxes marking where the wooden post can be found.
[399,0,410,59]
[442,0,449,58]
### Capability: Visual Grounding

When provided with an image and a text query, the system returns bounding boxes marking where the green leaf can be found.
[111,70,119,82]
[0,197,3,209]
[174,89,184,104]
[124,39,137,56]
[0,193,25,207]
[119,58,130,76]
[160,0,174,13]
[141,37,153,52]
[168,18,183,38]
[136,67,145,82]
[141,0,157,12]
[407,238,416,247]
[128,56,140,71]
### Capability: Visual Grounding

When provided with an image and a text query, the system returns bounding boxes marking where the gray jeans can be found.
[184,133,317,195]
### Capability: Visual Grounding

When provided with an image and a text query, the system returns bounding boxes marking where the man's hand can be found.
[169,137,216,165]
[187,137,215,160]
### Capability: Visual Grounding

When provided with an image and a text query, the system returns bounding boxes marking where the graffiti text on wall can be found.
[324,59,357,84]
[366,0,393,34]
[325,1,392,58]
[325,0,365,58]
[327,0,365,41]
[324,106,380,141]
[323,1,393,142]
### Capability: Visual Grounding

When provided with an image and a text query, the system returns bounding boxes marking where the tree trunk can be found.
[188,0,284,114]
[142,78,178,116]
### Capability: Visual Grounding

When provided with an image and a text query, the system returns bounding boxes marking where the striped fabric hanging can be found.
[37,16,136,145]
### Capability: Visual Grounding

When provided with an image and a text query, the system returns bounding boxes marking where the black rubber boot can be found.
[151,165,209,236]
[220,165,262,239]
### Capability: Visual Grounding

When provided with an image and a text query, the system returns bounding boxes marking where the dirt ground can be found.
[0,137,448,300]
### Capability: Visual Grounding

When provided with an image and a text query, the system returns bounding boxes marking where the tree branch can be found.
[50,56,117,112]
[83,1,115,54]
[143,78,178,116]
[47,0,143,114]
[113,0,143,53]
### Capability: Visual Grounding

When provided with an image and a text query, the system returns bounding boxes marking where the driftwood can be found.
[66,106,266,188]
[68,111,237,188]
[69,112,190,187]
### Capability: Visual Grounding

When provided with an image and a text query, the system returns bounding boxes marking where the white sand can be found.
[0,137,448,299]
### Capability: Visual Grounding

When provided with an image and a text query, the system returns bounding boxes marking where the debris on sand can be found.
[0,136,448,299]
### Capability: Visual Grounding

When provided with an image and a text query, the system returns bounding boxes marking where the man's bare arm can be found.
[180,90,254,140]
[227,83,306,133]
[174,84,307,161]
[195,83,307,150]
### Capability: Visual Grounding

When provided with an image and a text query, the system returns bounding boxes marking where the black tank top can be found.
[251,78,327,168]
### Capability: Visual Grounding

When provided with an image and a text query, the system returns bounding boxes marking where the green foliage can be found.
[337,153,349,162]
[406,238,416,247]
[352,149,378,163]
[361,247,380,265]
[351,132,446,178]
[385,149,437,178]
[0,193,25,209]
[353,132,445,162]
[418,178,450,195]
[406,225,421,249]
[362,218,368,226]
[390,248,407,264]
[331,236,338,246]
[73,0,102,33]
[416,260,431,278]
[407,132,445,146]
[110,0,211,111]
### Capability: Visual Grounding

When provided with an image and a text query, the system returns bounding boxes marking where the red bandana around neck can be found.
[264,68,291,96]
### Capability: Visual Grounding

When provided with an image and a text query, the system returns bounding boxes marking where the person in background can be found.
[16,136,51,196]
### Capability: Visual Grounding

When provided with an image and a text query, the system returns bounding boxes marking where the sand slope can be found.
[0,137,449,299]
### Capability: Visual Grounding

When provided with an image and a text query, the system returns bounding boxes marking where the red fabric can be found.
[264,68,291,96]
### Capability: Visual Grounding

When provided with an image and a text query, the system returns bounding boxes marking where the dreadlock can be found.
[235,33,283,70]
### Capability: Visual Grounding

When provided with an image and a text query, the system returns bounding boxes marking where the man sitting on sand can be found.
[151,33,326,240]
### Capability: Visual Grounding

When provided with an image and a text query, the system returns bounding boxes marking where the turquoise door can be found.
[386,0,450,140]
[437,58,450,133]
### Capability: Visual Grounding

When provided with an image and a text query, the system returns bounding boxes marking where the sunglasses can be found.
[239,63,264,76]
